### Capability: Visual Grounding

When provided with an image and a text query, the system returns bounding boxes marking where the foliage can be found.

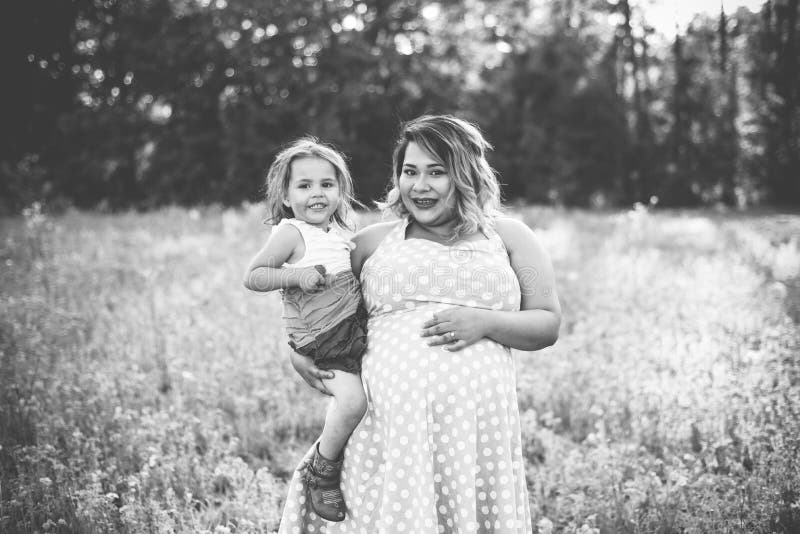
[3,0,799,212]
[1,205,799,532]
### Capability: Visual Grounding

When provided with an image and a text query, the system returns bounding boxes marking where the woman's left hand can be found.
[420,307,490,351]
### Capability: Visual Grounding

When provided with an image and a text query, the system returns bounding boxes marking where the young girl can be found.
[243,137,367,522]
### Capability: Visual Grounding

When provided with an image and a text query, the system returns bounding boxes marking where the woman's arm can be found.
[422,217,561,352]
[486,217,561,349]
[290,351,333,395]
[243,224,324,292]
[477,308,559,351]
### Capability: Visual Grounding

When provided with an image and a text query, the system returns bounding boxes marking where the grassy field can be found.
[1,204,799,534]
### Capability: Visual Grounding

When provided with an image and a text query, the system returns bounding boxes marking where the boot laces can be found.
[321,489,342,506]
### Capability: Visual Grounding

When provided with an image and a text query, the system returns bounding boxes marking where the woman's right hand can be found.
[289,350,334,395]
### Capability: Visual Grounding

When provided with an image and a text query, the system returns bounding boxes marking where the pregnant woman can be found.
[279,114,562,533]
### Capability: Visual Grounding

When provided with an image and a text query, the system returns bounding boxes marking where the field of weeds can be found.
[1,204,799,533]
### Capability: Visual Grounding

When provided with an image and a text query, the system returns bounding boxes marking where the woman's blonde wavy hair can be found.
[378,115,502,240]
[264,136,358,231]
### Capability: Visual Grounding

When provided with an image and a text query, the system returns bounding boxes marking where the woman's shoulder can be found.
[491,216,533,237]
[353,220,399,252]
[490,216,541,253]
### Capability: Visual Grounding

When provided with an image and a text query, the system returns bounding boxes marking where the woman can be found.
[279,115,561,533]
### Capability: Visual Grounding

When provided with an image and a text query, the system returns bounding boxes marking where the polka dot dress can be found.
[278,218,532,534]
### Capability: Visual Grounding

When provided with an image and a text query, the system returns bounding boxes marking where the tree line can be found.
[2,0,798,211]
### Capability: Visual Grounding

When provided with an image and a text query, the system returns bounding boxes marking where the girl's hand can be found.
[420,307,490,352]
[296,265,328,293]
[289,351,334,395]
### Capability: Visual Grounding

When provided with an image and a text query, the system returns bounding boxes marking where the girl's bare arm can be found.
[243,224,319,292]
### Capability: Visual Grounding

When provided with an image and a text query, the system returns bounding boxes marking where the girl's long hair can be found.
[264,137,358,231]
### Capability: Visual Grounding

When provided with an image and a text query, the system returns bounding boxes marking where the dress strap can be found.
[360,218,407,279]
[481,220,510,255]
[381,217,409,246]
[397,217,411,242]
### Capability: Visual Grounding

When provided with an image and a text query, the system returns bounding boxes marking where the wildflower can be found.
[39,477,53,487]
[537,517,554,534]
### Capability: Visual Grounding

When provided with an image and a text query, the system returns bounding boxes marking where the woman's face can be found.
[399,142,457,230]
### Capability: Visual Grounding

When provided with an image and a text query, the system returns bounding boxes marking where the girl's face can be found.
[283,157,341,229]
[399,141,457,230]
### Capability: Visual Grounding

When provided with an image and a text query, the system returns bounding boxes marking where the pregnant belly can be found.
[361,307,516,419]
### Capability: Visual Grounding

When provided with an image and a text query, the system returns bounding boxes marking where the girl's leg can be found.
[318,371,367,460]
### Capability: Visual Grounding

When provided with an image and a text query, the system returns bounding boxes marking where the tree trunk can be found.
[671,34,693,205]
[718,2,739,206]
[620,0,649,202]
[765,0,800,204]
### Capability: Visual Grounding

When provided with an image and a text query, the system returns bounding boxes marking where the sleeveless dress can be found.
[278,218,533,534]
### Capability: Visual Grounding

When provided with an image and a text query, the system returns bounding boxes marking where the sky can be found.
[644,0,766,35]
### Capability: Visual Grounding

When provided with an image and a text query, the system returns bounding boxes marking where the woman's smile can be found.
[410,197,437,208]
[399,142,457,229]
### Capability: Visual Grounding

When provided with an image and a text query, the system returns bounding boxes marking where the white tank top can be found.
[276,218,353,275]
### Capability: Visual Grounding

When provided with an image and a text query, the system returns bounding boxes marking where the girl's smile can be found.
[284,157,341,229]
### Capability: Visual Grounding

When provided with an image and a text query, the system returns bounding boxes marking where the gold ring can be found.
[448,331,456,340]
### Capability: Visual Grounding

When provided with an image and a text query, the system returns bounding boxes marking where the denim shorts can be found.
[289,304,367,374]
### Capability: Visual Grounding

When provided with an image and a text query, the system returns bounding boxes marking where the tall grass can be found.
[1,203,798,533]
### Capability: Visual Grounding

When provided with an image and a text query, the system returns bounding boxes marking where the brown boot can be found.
[303,444,346,522]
